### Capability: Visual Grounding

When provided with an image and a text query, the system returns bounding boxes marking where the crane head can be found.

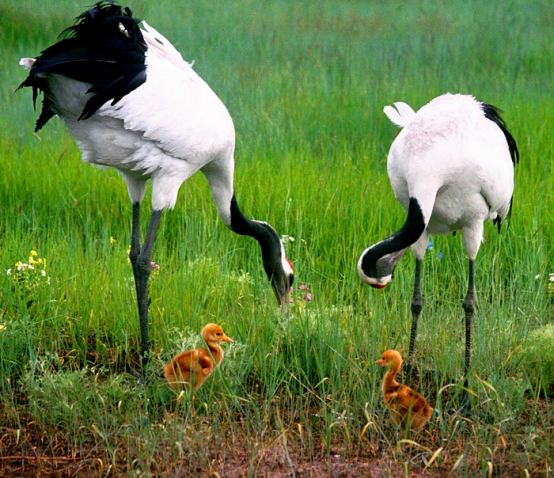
[270,256,294,309]
[358,247,407,289]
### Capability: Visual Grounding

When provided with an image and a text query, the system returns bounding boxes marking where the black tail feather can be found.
[482,102,519,233]
[18,1,147,129]
[482,102,520,166]
[80,69,147,120]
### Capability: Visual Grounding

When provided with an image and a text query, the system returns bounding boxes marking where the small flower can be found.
[437,252,444,260]
[7,251,50,298]
[281,235,295,243]
[0,324,5,332]
[296,285,312,301]
[151,262,160,270]
[427,241,434,250]
[110,236,117,244]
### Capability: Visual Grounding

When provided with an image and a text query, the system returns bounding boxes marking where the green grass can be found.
[1,0,553,475]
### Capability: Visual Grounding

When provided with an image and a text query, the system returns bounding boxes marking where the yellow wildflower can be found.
[30,250,38,257]
[110,236,117,244]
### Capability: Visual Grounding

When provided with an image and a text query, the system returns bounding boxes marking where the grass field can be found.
[1,0,553,476]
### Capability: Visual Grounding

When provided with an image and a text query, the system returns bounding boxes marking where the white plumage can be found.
[22,21,236,214]
[358,93,519,410]
[382,101,416,128]
[19,2,294,372]
[387,94,514,260]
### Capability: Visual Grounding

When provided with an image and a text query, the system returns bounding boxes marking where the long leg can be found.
[406,258,423,381]
[129,202,142,291]
[460,259,475,412]
[129,203,163,371]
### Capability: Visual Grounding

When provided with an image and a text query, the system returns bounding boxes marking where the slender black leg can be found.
[406,258,423,382]
[460,259,475,413]
[128,203,163,372]
[129,203,142,295]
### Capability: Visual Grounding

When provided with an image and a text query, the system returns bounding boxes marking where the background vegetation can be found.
[1,0,553,475]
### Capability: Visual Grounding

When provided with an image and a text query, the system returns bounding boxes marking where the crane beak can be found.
[275,286,291,311]
[366,248,408,289]
[270,263,293,313]
[370,283,388,290]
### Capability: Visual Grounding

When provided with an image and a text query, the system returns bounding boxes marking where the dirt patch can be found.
[1,398,552,477]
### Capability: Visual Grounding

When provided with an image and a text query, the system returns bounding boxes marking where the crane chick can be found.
[375,349,433,430]
[165,324,233,390]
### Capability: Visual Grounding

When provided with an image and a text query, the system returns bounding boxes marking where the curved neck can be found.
[360,197,426,279]
[383,358,402,389]
[230,194,275,241]
[205,342,224,365]
[229,194,282,279]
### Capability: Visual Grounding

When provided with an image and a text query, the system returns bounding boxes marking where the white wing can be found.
[97,26,235,165]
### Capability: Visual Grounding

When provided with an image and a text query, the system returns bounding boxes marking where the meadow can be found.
[1,0,553,476]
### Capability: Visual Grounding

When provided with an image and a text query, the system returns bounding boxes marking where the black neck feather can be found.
[360,197,425,279]
[229,194,282,280]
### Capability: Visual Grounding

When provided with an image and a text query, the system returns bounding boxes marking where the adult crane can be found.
[358,93,519,409]
[19,2,294,371]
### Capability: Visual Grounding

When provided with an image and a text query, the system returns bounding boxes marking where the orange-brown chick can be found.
[375,349,433,430]
[165,324,233,390]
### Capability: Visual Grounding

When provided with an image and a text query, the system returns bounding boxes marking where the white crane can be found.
[358,93,519,410]
[18,2,294,371]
